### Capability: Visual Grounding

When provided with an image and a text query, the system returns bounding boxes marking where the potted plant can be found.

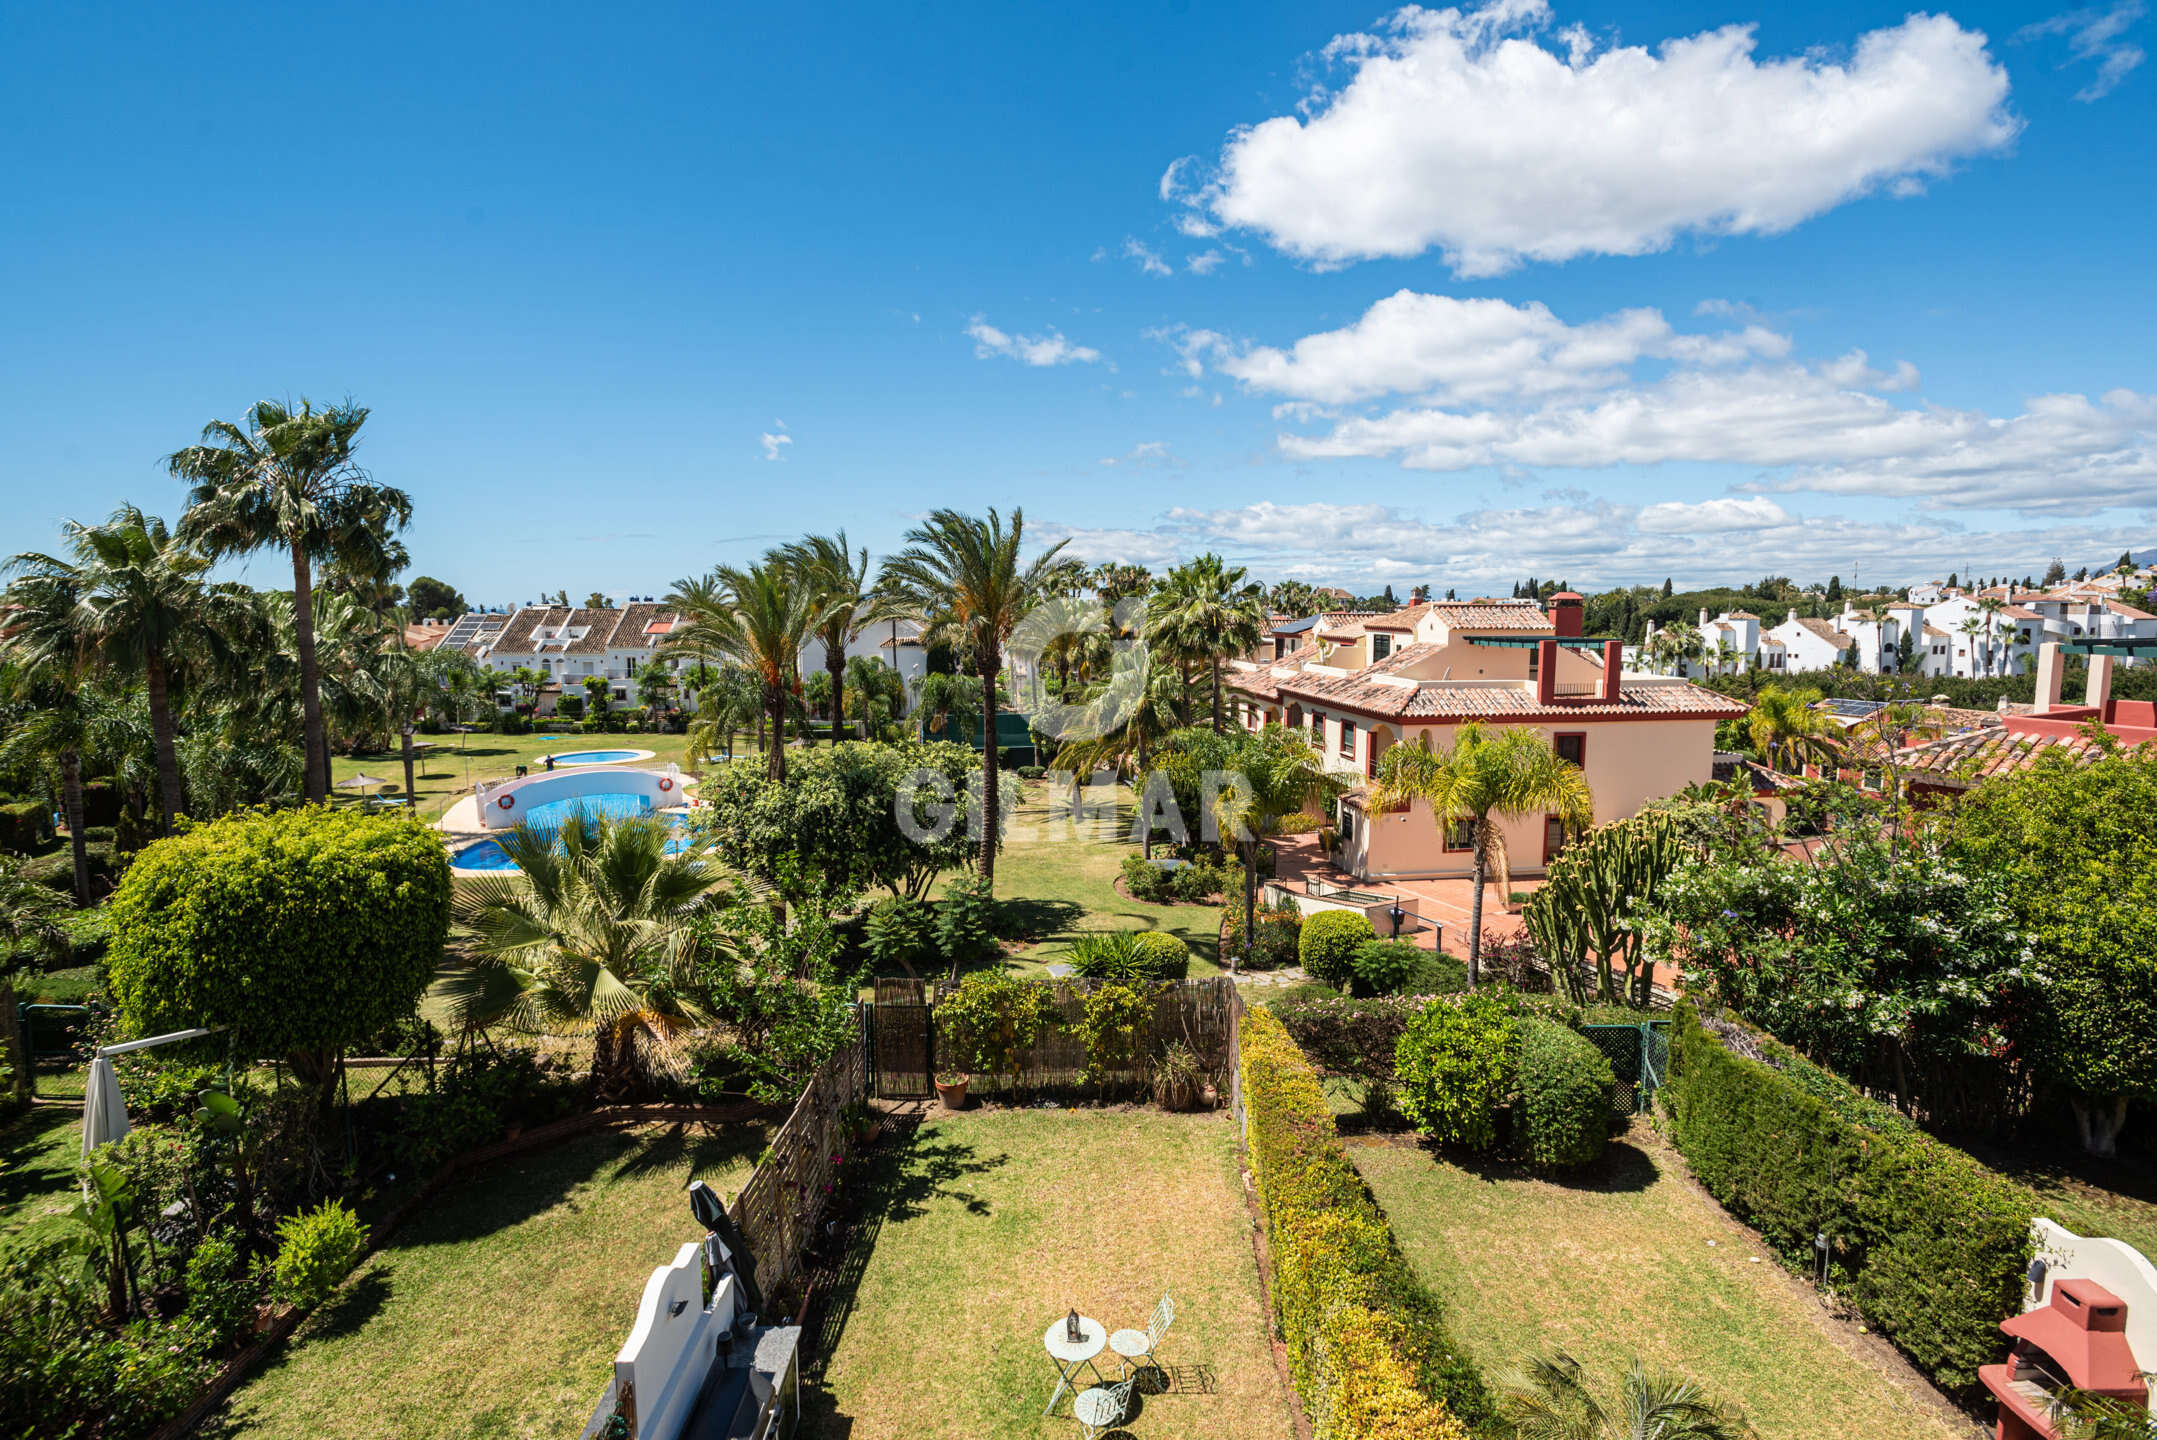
[931,971,1056,1110]
[1150,1041,1206,1112]
[934,1070,970,1110]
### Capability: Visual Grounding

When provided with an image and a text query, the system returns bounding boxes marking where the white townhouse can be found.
[1759,612,1853,672]
[476,602,683,701]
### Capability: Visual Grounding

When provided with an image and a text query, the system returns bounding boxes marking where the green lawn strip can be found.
[981,784,1228,980]
[330,731,695,821]
[1351,1133,1967,1440]
[806,1107,1296,1440]
[0,1102,85,1247]
[209,1123,763,1440]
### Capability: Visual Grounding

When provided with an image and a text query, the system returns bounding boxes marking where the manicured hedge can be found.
[1239,1006,1489,1438]
[1515,1019,1612,1168]
[1299,909,1375,988]
[0,800,49,854]
[1666,1002,2032,1394]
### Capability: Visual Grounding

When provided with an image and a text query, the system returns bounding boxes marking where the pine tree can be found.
[1661,578,1673,598]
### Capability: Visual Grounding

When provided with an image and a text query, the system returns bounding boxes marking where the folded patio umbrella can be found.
[80,1055,131,1161]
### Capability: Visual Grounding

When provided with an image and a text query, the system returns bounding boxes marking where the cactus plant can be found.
[1525,810,1686,1006]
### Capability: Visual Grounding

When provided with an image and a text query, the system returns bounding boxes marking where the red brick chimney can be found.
[1537,639,1558,705]
[1548,592,1584,638]
[1602,639,1622,702]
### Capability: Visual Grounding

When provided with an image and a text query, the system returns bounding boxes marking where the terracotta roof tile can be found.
[1422,600,1554,632]
[1899,727,2115,785]
[1790,616,1853,647]
[1364,603,1430,632]
[1233,646,1745,722]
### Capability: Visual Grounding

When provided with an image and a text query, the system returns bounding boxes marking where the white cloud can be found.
[1122,237,1173,277]
[759,431,792,461]
[1173,295,2156,517]
[1173,290,1787,406]
[2018,3,2146,100]
[1181,1,2017,274]
[1186,250,1226,275]
[1035,498,2155,592]
[966,315,1103,367]
[1635,497,1790,532]
[1098,441,1175,467]
[1276,366,2157,516]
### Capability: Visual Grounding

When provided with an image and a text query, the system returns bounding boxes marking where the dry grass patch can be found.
[1351,1128,1969,1440]
[806,1107,1296,1440]
[208,1122,762,1440]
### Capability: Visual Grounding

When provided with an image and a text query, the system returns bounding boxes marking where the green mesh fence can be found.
[1580,1022,1670,1118]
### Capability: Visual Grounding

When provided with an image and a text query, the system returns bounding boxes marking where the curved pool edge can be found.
[541,747,657,766]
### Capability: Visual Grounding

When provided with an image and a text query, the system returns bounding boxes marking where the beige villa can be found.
[1227,594,1748,882]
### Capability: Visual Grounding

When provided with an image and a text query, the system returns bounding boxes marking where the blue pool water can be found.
[454,801,693,871]
[547,749,642,765]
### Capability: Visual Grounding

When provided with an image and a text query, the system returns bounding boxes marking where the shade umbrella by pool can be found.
[336,773,395,794]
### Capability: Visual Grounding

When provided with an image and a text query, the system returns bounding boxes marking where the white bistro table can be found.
[1042,1315,1108,1415]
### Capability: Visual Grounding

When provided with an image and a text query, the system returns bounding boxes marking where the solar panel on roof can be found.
[1818,698,1884,719]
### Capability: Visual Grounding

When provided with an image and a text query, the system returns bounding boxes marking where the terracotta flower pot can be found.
[934,1075,970,1110]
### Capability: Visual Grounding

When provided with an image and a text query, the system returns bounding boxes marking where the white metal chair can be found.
[1109,1292,1174,1378]
[1073,1376,1135,1440]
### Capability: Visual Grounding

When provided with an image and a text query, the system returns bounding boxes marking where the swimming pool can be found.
[545,749,645,765]
[453,802,694,871]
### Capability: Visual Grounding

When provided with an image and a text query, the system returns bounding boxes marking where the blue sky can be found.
[3,0,2152,601]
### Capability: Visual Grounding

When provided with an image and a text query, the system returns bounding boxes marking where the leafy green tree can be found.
[4,506,238,833]
[107,807,449,1092]
[876,508,1079,888]
[1500,1353,1753,1440]
[405,575,466,620]
[694,739,980,901]
[1264,578,1320,618]
[781,531,872,747]
[170,398,412,803]
[1944,744,2157,1155]
[429,814,726,1095]
[1373,723,1593,986]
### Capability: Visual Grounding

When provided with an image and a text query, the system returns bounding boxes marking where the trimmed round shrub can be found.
[1394,993,1517,1150]
[1350,939,1423,995]
[272,1199,369,1308]
[106,808,450,1079]
[1515,1018,1614,1167]
[1299,909,1375,988]
[1131,931,1190,980]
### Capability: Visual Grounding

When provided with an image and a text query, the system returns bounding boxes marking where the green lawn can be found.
[0,1100,84,1249]
[1955,1135,2157,1262]
[329,730,698,821]
[984,783,1230,980]
[806,1107,1297,1440]
[208,1123,763,1440]
[1352,1129,1968,1440]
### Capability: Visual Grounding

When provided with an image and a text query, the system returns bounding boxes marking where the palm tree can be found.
[0,854,70,1105]
[663,562,828,780]
[1956,614,1986,677]
[684,663,758,763]
[1174,725,1335,974]
[781,532,872,747]
[169,398,411,803]
[1745,684,1838,774]
[0,675,136,906]
[1711,637,1740,676]
[1977,595,2008,676]
[2,506,235,834]
[427,815,727,1096]
[1371,723,1593,986]
[1146,554,1268,732]
[876,509,1079,887]
[1500,1353,1753,1440]
[1051,642,1185,785]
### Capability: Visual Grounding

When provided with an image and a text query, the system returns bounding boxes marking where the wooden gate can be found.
[872,977,934,1098]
